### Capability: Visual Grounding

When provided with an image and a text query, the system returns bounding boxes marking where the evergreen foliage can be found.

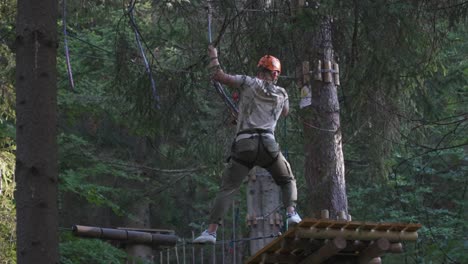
[59,234,127,264]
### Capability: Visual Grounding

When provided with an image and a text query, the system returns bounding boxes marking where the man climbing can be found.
[193,45,301,244]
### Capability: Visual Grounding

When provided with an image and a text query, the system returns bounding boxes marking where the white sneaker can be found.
[287,211,302,225]
[193,230,216,244]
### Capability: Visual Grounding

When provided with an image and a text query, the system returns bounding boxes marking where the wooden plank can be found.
[360,222,379,230]
[328,221,350,229]
[388,223,408,232]
[403,223,422,232]
[315,221,334,228]
[297,218,320,228]
[343,221,365,230]
[374,223,393,231]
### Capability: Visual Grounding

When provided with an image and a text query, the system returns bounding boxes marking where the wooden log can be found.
[333,62,340,86]
[302,61,310,85]
[298,237,347,264]
[323,60,332,83]
[358,238,390,264]
[151,233,178,247]
[338,211,347,220]
[314,60,322,81]
[127,230,152,244]
[389,243,404,253]
[321,209,329,219]
[368,257,382,264]
[296,227,419,242]
[72,225,177,247]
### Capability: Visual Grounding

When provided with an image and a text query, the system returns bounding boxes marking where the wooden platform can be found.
[246,218,422,264]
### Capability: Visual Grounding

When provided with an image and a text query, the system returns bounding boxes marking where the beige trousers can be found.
[208,136,297,224]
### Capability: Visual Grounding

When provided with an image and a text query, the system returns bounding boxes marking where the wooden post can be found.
[323,60,332,83]
[333,62,340,86]
[314,60,322,81]
[302,61,310,85]
[337,211,347,220]
[321,209,329,219]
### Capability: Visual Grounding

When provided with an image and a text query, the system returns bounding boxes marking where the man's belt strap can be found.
[236,129,273,136]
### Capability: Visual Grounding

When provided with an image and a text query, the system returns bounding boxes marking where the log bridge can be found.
[72,225,178,248]
[246,218,422,264]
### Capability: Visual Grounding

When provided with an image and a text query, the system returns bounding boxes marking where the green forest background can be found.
[1,0,467,263]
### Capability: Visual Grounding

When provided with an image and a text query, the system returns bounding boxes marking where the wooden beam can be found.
[298,237,347,264]
[296,227,418,242]
[358,238,390,264]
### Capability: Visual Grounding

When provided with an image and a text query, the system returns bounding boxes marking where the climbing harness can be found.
[207,3,239,117]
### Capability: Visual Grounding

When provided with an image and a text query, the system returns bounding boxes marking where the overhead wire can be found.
[127,0,159,108]
[207,2,239,116]
[62,0,75,90]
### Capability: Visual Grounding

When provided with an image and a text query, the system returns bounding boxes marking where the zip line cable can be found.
[207,3,239,117]
[62,0,75,91]
[127,0,160,108]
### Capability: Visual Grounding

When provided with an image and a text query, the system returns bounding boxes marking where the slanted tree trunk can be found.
[15,0,58,263]
[302,17,348,220]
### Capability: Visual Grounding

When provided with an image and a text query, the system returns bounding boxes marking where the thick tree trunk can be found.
[15,0,58,263]
[303,17,348,220]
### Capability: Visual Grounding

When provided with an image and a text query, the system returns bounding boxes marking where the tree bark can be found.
[302,17,348,220]
[247,167,282,255]
[15,0,58,263]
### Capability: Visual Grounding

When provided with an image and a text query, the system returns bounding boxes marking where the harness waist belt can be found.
[236,128,273,136]
[235,129,275,142]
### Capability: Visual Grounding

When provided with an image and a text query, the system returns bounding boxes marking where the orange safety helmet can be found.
[257,55,281,73]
